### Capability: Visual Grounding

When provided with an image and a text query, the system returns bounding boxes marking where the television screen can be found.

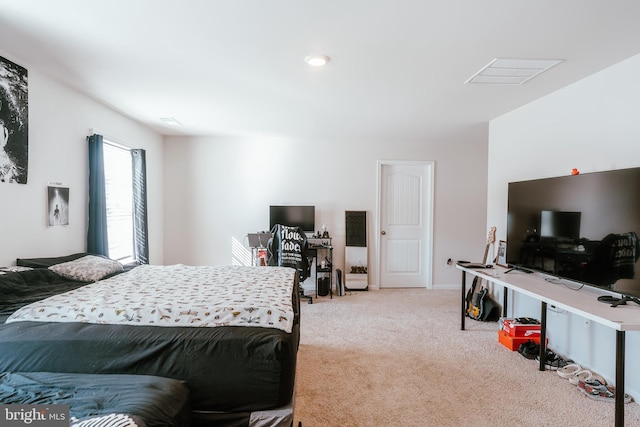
[506,167,640,299]
[540,210,581,241]
[269,205,315,233]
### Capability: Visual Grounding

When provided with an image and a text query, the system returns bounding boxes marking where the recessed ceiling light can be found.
[465,58,564,85]
[305,54,330,67]
[159,117,182,126]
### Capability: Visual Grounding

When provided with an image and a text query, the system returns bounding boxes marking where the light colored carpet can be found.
[293,289,640,427]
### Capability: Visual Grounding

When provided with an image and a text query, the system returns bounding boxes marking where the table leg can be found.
[615,330,625,427]
[539,301,547,371]
[461,270,466,331]
[503,288,508,317]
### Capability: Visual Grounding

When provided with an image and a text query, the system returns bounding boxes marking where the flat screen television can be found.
[540,210,581,241]
[506,167,640,299]
[269,205,315,233]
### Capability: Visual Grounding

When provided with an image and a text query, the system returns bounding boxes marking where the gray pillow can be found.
[49,255,123,282]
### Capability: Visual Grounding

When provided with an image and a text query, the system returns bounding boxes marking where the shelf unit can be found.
[308,237,333,298]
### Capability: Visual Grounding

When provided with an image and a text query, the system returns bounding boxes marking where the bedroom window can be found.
[88,133,149,264]
[103,141,134,263]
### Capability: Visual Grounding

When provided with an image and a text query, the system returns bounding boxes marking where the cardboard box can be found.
[498,330,540,351]
[501,318,541,337]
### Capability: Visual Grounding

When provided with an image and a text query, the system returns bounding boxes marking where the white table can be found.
[458,264,640,427]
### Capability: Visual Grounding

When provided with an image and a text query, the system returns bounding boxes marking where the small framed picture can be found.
[497,240,508,267]
[47,184,70,226]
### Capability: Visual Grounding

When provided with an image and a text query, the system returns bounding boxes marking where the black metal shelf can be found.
[308,237,333,298]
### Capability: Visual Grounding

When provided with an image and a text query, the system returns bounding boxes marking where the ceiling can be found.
[1,0,640,143]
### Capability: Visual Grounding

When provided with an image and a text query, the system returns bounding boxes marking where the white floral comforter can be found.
[7,264,297,333]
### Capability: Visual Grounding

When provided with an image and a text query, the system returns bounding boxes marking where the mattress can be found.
[191,395,294,427]
[0,264,301,414]
[0,320,299,412]
[0,268,89,323]
[7,264,298,333]
[0,371,190,427]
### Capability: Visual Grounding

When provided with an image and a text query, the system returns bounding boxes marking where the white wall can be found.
[163,134,488,288]
[0,51,165,266]
[488,53,640,397]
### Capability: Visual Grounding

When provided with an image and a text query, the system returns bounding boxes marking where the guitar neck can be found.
[482,226,496,265]
[481,243,490,264]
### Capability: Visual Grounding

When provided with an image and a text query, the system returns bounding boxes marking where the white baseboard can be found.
[432,283,460,290]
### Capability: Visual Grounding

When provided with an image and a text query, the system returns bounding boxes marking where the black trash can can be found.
[317,277,329,296]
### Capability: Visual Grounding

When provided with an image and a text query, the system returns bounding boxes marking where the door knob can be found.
[381,230,386,235]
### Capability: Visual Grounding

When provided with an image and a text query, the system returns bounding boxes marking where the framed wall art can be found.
[0,55,28,184]
[497,240,508,267]
[48,184,69,226]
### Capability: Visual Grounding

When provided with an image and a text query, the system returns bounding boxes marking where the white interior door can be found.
[378,161,433,288]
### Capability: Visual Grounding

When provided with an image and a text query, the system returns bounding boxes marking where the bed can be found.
[0,254,301,427]
[0,371,191,427]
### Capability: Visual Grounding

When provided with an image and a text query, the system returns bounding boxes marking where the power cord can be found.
[597,295,640,307]
[548,305,568,315]
[544,276,585,291]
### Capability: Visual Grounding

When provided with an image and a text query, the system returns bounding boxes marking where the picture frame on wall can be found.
[497,240,508,267]
[0,55,28,184]
[47,184,69,226]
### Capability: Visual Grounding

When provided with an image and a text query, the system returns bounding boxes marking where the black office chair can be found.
[267,224,313,304]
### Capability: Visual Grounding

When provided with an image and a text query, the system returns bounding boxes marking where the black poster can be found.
[0,55,28,184]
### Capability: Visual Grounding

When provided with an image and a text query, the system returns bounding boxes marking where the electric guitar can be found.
[466,226,496,319]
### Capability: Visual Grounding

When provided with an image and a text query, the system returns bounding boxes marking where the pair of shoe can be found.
[558,365,607,387]
[570,370,606,386]
[517,341,539,360]
[579,382,633,404]
[536,349,572,370]
[557,363,582,379]
[577,377,606,390]
[568,369,593,385]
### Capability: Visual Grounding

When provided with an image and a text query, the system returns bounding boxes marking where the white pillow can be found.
[49,255,123,282]
[71,414,139,427]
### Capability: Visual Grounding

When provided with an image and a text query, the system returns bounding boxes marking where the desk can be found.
[458,265,640,427]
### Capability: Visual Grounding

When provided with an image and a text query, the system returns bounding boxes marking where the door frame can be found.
[375,160,435,289]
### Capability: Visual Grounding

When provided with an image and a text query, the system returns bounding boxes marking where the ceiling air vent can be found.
[465,58,564,85]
